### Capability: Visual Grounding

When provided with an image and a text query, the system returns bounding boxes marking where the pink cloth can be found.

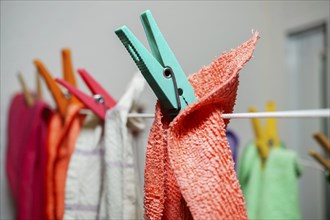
[144,32,259,220]
[6,93,52,220]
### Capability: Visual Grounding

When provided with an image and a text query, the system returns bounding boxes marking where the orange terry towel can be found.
[44,104,84,220]
[54,104,85,220]
[144,32,259,220]
[45,112,62,220]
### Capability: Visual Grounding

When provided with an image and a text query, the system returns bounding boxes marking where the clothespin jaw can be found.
[17,72,34,107]
[309,150,330,170]
[77,69,116,109]
[62,48,80,105]
[55,69,116,120]
[313,132,330,154]
[265,101,280,148]
[309,132,330,171]
[62,48,76,86]
[249,107,269,165]
[56,78,106,120]
[34,59,69,118]
[115,10,197,115]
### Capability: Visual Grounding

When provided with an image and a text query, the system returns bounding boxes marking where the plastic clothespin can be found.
[34,59,69,118]
[34,48,78,118]
[56,69,116,120]
[249,107,269,166]
[265,101,280,148]
[115,10,197,116]
[62,49,80,105]
[17,72,34,107]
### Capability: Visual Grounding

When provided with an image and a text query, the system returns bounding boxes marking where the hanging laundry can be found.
[53,104,85,220]
[259,147,302,219]
[6,93,52,220]
[34,49,85,220]
[238,143,302,219]
[144,32,259,220]
[237,142,264,219]
[45,111,63,220]
[63,113,103,220]
[98,73,145,220]
[43,101,86,220]
[226,129,240,167]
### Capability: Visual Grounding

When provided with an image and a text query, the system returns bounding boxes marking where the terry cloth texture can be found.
[98,73,145,220]
[6,93,52,220]
[63,114,104,220]
[54,104,85,220]
[144,32,259,220]
[237,142,263,219]
[259,148,302,219]
[238,143,302,219]
[45,112,62,220]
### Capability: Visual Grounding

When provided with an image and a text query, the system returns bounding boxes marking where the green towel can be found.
[238,142,263,219]
[259,148,302,219]
[238,143,302,220]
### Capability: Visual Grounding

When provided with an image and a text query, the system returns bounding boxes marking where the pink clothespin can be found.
[56,69,116,120]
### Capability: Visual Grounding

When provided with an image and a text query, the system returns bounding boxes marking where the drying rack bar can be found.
[127,109,330,119]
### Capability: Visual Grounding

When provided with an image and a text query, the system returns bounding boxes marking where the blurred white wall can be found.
[1,1,329,219]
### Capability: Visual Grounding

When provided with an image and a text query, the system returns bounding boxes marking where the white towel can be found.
[98,73,145,220]
[64,114,104,220]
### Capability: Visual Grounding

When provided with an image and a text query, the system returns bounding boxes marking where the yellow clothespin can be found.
[249,107,269,166]
[17,72,34,107]
[265,101,280,148]
[309,132,330,171]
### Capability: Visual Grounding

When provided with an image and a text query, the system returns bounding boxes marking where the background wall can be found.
[1,1,329,219]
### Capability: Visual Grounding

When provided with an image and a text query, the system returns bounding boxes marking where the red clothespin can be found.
[56,69,116,120]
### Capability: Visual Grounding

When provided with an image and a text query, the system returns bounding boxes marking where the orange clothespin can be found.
[309,132,330,171]
[61,48,80,105]
[34,48,79,118]
[34,59,68,118]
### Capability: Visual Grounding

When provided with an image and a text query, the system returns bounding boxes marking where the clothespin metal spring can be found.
[163,66,182,117]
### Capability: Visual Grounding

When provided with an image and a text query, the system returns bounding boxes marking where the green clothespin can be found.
[115,10,197,116]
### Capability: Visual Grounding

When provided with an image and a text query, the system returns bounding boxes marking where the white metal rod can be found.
[127,109,330,119]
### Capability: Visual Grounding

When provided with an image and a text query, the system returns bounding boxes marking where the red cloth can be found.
[6,93,52,220]
[144,32,259,220]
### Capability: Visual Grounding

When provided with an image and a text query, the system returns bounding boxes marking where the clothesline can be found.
[126,109,330,119]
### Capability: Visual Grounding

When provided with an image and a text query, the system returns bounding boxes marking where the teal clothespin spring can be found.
[115,10,197,117]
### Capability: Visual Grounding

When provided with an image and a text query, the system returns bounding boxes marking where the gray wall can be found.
[1,1,329,219]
